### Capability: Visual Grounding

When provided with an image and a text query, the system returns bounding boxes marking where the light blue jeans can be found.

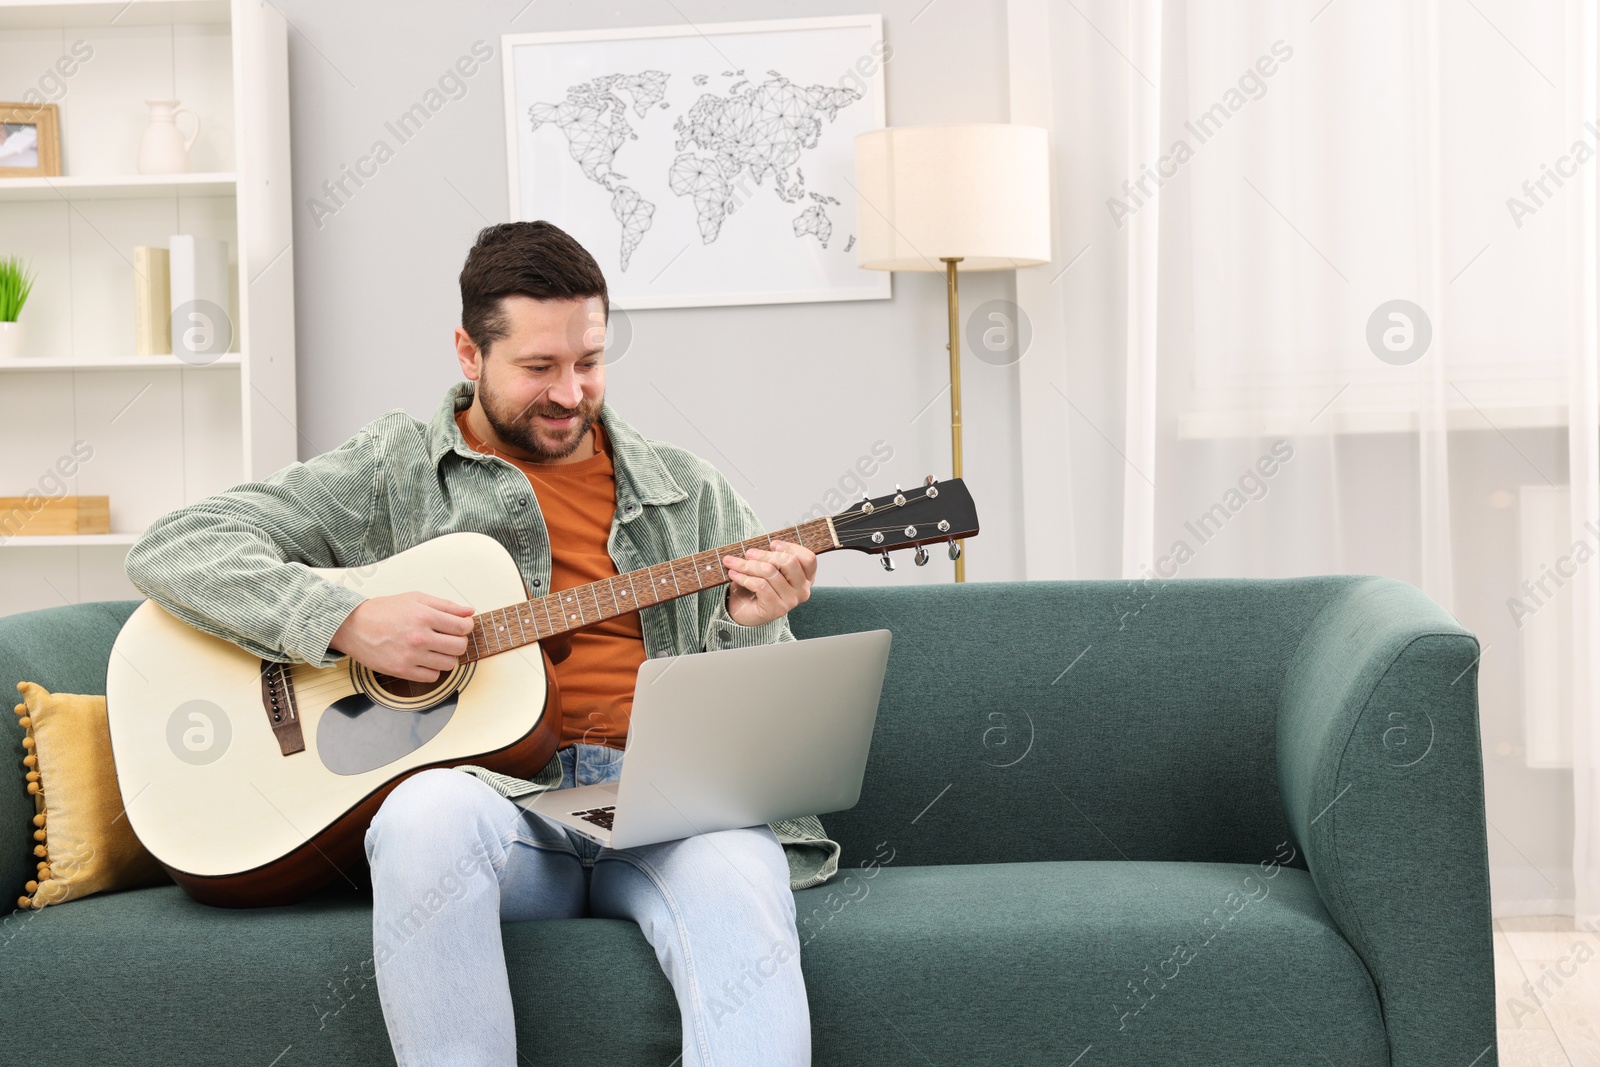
[363,742,810,1066]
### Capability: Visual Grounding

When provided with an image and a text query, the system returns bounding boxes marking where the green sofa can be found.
[0,576,1495,1065]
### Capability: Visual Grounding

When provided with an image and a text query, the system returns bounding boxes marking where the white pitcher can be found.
[138,99,200,174]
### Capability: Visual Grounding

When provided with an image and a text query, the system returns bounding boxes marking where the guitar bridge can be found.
[260,661,306,756]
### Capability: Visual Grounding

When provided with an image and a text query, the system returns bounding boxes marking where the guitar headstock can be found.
[828,476,979,570]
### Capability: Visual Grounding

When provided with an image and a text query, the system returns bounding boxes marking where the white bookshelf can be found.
[2,532,141,547]
[0,353,242,370]
[0,0,296,615]
[0,171,236,201]
[0,1,231,30]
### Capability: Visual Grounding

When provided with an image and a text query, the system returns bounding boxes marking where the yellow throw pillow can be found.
[13,681,169,908]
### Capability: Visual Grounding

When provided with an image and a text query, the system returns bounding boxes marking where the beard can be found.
[477,371,602,462]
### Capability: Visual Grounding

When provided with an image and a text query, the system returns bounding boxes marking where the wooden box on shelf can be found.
[0,496,110,536]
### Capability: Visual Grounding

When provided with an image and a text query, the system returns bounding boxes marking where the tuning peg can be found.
[924,474,937,485]
[860,491,874,515]
[880,553,895,572]
[947,539,962,561]
[914,545,929,566]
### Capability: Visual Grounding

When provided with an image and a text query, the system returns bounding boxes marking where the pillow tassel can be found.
[15,683,45,910]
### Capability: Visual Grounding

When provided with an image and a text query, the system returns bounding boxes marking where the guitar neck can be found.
[462,516,839,662]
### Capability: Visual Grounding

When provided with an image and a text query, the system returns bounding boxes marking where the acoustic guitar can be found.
[106,476,978,907]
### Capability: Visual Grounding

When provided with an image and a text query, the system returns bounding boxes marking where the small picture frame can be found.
[0,103,61,178]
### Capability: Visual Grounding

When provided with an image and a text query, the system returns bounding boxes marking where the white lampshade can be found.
[853,123,1052,272]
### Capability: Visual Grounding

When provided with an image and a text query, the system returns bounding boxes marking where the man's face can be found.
[455,294,608,462]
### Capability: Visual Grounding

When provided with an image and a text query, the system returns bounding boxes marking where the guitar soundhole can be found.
[370,673,442,701]
[350,660,474,711]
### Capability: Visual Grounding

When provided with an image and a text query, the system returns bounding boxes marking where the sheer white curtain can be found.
[1010,0,1600,921]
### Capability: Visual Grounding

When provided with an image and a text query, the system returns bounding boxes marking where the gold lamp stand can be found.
[852,123,1053,585]
[943,257,966,583]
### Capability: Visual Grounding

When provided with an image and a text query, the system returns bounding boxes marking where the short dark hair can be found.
[458,221,609,356]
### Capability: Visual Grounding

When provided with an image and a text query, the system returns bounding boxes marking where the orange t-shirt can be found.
[456,410,648,750]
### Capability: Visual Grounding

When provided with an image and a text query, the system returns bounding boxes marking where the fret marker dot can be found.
[570,614,577,620]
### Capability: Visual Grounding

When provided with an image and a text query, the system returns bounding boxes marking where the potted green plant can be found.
[0,256,36,360]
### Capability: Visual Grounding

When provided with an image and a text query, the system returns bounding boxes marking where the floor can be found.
[1495,915,1600,1066]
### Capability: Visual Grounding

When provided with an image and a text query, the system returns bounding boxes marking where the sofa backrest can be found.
[787,576,1363,875]
[0,578,1367,901]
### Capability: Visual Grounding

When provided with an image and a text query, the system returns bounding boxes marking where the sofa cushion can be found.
[799,859,1387,1065]
[0,859,1382,1066]
[0,881,682,1065]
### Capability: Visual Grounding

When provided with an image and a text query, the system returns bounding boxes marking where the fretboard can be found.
[462,516,839,663]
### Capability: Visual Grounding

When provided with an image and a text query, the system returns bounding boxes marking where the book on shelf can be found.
[169,235,231,359]
[133,245,171,356]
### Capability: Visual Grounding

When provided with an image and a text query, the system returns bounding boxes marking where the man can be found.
[124,220,837,1066]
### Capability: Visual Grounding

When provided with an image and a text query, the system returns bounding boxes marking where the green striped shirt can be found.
[124,380,840,891]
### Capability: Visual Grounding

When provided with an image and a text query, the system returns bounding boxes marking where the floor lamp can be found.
[853,123,1052,582]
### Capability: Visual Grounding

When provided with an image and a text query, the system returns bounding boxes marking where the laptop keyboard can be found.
[572,805,616,830]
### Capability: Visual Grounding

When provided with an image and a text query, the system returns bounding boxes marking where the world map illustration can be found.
[527,68,864,271]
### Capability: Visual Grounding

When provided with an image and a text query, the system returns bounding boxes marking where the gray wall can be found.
[277,0,1026,590]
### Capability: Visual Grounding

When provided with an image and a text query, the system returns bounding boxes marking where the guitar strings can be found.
[421,499,940,635]
[278,495,957,701]
[287,522,954,700]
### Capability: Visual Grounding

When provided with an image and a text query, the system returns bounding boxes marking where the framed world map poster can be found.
[501,15,891,310]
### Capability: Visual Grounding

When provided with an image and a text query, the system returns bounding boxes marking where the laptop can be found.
[516,628,892,849]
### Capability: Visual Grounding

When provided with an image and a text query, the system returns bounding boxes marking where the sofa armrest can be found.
[1277,578,1495,1067]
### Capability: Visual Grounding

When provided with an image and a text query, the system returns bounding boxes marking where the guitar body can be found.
[106,532,561,908]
